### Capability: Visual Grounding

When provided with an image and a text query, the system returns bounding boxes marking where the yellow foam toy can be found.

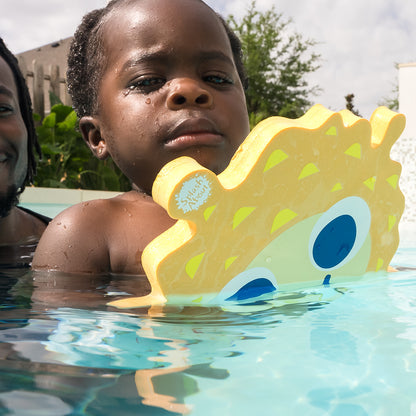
[109,104,405,308]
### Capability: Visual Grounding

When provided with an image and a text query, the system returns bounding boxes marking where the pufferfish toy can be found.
[109,104,406,308]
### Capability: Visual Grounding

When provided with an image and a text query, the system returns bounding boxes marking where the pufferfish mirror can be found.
[109,104,406,309]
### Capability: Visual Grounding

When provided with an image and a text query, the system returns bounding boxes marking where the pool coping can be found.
[20,187,121,205]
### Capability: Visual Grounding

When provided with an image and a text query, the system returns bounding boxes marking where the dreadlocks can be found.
[0,37,41,192]
[67,0,247,119]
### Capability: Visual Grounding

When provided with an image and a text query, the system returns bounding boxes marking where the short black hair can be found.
[67,0,247,119]
[0,37,41,193]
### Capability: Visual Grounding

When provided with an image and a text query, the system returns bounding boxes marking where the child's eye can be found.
[204,74,233,86]
[128,76,166,93]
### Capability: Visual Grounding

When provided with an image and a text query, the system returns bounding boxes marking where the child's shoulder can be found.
[32,190,175,273]
[44,192,149,236]
[53,196,122,226]
[32,194,132,272]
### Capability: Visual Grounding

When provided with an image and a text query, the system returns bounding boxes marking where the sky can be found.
[1,0,415,119]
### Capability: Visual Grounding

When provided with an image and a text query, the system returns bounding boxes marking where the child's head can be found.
[0,38,41,216]
[67,0,250,195]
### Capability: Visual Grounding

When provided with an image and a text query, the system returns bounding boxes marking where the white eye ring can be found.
[210,268,278,304]
[309,196,371,271]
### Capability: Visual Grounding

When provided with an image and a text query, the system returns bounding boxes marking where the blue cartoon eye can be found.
[309,197,371,271]
[212,268,278,304]
[225,278,277,302]
[313,215,357,269]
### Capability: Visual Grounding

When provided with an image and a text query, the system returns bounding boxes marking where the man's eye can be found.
[128,77,165,93]
[205,74,233,85]
[0,104,14,116]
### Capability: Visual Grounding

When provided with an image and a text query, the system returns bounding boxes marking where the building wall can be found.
[393,62,416,234]
[16,37,72,75]
[399,63,416,140]
[16,37,73,114]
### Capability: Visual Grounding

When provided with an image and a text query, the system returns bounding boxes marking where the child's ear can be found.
[79,116,109,160]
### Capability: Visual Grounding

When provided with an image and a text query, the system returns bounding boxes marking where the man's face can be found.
[0,57,28,217]
[86,0,250,195]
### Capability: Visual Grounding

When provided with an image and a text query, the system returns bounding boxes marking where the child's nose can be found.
[167,78,213,109]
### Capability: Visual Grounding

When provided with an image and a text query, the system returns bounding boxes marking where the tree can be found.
[344,93,361,116]
[379,84,399,111]
[227,2,321,126]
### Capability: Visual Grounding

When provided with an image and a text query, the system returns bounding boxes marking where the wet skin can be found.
[0,57,27,202]
[33,0,250,276]
[80,0,250,195]
[0,56,46,255]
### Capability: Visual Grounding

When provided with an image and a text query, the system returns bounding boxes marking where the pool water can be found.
[0,240,415,416]
[18,203,71,219]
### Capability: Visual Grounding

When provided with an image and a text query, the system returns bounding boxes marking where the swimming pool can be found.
[2,200,415,415]
[19,202,71,219]
[0,248,415,414]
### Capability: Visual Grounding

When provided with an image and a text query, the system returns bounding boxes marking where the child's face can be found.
[0,57,28,202]
[87,0,250,194]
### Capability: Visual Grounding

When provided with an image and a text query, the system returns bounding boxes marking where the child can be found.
[33,0,250,277]
[0,38,50,268]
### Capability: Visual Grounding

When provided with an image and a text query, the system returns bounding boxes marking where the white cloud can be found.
[1,0,108,53]
[2,0,415,118]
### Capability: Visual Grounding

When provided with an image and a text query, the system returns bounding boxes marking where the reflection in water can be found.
[0,265,416,414]
[0,267,335,414]
[0,240,39,269]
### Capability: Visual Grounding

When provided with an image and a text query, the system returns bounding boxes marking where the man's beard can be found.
[0,185,19,218]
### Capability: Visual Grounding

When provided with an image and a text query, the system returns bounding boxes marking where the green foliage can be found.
[379,84,399,111]
[228,2,321,126]
[33,102,130,191]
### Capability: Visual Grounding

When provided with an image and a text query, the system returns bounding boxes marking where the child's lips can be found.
[165,131,223,149]
[164,119,223,150]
